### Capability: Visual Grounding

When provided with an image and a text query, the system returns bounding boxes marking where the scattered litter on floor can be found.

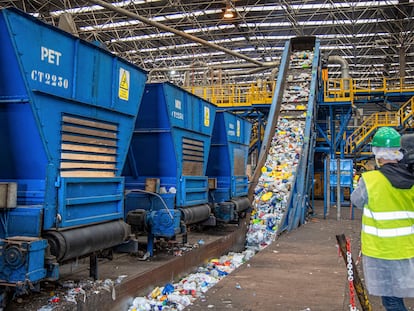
[127,250,255,311]
[35,277,128,310]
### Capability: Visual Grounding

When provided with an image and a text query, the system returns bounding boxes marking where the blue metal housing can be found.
[206,111,252,222]
[124,82,216,208]
[323,158,354,218]
[0,8,147,288]
[123,83,216,255]
[207,111,252,201]
[0,237,47,284]
[0,8,147,233]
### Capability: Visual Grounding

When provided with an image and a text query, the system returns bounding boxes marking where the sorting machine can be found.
[0,8,147,303]
[206,111,252,223]
[123,83,252,256]
[123,82,216,256]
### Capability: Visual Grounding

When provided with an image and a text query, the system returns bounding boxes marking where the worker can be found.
[350,127,414,311]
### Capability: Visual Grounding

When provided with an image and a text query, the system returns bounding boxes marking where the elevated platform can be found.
[322,77,414,104]
[185,77,414,109]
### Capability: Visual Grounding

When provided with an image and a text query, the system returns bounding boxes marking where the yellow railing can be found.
[249,123,264,149]
[345,112,400,153]
[401,96,414,126]
[324,77,414,103]
[185,81,275,107]
[187,77,414,107]
[345,96,414,154]
[323,78,353,102]
[186,78,413,155]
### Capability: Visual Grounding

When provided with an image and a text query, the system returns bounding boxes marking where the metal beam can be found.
[88,0,270,67]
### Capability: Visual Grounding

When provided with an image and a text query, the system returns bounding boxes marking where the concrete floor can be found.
[188,202,414,311]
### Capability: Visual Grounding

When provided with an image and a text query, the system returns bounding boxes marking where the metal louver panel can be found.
[182,137,204,176]
[233,149,246,176]
[60,115,119,177]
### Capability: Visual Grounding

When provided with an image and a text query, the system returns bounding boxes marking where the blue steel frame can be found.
[323,158,354,219]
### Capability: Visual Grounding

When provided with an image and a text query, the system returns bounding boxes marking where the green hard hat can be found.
[371,127,401,148]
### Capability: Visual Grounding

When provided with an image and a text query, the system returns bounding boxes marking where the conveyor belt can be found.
[247,37,320,250]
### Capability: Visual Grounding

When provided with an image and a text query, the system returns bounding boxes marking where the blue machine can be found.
[0,7,147,299]
[123,82,217,255]
[323,158,354,218]
[206,111,252,222]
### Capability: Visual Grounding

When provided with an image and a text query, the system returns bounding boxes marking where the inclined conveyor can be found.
[248,37,320,239]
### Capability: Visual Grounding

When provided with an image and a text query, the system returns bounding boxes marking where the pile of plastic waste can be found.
[245,50,313,251]
[127,250,255,311]
[36,277,126,310]
[246,119,305,251]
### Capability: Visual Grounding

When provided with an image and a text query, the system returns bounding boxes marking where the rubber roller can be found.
[43,220,130,262]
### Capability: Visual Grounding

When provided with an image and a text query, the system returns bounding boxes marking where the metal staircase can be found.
[345,96,414,154]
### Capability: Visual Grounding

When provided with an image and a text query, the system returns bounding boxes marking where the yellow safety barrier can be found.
[324,77,414,103]
[345,112,400,154]
[323,78,353,102]
[400,96,414,127]
[186,77,414,108]
[186,78,413,157]
[185,81,275,107]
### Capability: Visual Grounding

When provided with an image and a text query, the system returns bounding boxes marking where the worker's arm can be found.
[350,177,368,209]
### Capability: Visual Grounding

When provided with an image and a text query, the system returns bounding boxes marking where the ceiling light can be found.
[223,8,235,19]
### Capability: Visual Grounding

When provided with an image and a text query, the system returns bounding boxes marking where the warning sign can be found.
[204,106,210,127]
[118,68,130,101]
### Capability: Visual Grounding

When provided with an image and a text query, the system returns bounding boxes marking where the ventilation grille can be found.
[182,137,204,176]
[60,115,119,177]
[234,151,245,176]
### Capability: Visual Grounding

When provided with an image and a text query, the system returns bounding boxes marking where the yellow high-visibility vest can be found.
[362,170,414,260]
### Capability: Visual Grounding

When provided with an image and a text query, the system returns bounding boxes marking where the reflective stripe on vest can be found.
[363,208,414,221]
[362,170,414,260]
[362,224,414,237]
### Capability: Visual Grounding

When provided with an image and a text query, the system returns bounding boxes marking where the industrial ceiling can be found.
[0,0,413,87]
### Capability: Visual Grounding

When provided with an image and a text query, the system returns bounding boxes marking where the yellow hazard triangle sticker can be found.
[118,68,130,100]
